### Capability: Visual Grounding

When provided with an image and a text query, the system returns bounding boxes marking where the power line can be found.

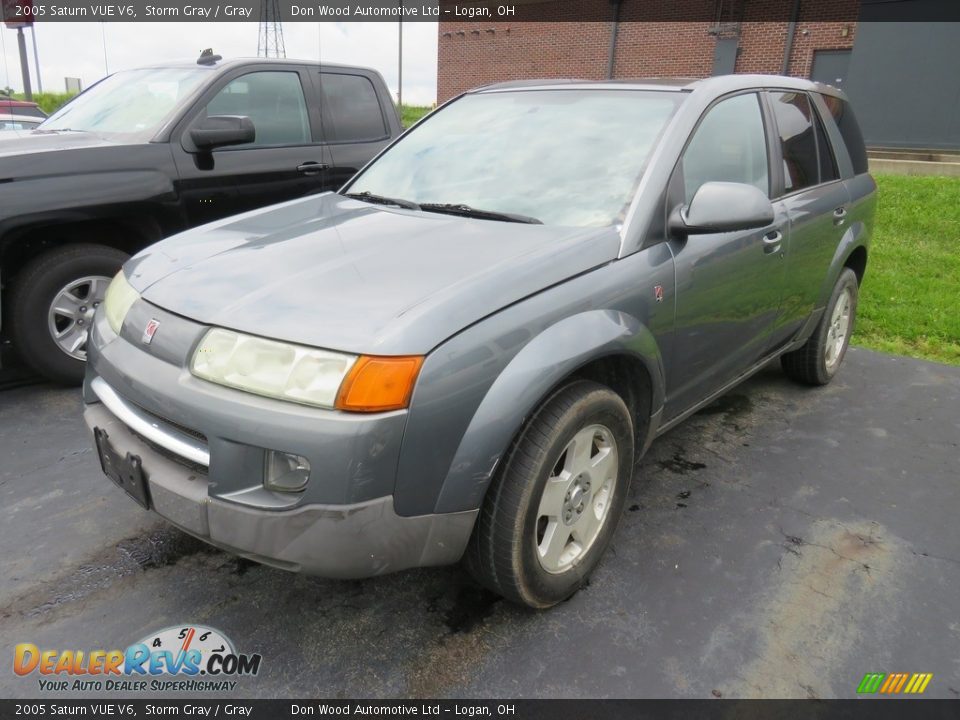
[100,22,109,74]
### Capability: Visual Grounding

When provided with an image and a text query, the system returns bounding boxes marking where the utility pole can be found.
[29,23,40,93]
[16,26,30,99]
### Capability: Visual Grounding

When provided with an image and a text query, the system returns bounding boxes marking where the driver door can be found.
[172,66,332,226]
[664,92,789,419]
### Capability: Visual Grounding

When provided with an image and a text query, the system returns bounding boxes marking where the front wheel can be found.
[781,267,859,386]
[464,380,635,608]
[7,244,128,385]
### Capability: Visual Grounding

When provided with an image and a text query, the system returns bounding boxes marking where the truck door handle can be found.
[297,162,329,175]
[833,206,847,225]
[763,230,783,254]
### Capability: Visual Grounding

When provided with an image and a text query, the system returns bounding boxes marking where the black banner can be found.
[1,0,959,23]
[3,700,960,720]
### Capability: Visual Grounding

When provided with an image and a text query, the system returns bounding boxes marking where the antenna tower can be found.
[257,0,286,58]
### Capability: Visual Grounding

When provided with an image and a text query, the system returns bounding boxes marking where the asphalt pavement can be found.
[1,347,958,699]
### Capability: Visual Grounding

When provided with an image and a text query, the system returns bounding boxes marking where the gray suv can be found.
[83,75,876,608]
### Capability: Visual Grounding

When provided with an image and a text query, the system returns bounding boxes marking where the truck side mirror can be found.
[190,115,255,152]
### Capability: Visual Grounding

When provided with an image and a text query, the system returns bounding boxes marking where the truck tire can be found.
[464,380,634,608]
[781,268,859,386]
[8,244,128,385]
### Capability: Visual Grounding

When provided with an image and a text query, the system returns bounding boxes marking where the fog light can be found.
[264,450,310,492]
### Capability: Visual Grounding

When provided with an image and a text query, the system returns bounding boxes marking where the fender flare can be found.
[0,170,178,253]
[433,309,665,514]
[816,221,868,310]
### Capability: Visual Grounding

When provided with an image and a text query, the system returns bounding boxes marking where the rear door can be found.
[763,90,851,349]
[317,70,397,189]
[665,91,790,418]
[172,64,333,226]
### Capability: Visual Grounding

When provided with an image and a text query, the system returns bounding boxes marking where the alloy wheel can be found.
[535,424,619,574]
[47,275,111,360]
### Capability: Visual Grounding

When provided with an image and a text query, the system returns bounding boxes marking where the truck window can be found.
[206,71,311,148]
[819,94,869,175]
[321,73,387,143]
[682,92,769,203]
[769,92,820,194]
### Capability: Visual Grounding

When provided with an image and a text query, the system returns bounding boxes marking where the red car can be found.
[0,99,46,119]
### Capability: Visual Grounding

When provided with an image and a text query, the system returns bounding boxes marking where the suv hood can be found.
[127,193,621,355]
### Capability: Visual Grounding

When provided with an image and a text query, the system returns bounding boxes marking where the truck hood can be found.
[127,192,621,355]
[0,130,119,161]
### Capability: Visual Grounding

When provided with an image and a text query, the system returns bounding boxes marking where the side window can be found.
[321,73,387,143]
[769,92,819,194]
[820,93,869,175]
[205,71,310,148]
[813,106,840,183]
[681,93,769,204]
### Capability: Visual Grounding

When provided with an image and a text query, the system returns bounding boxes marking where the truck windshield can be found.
[345,89,681,228]
[40,67,209,137]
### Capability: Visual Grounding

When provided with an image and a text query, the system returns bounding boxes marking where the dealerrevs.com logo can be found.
[14,625,262,692]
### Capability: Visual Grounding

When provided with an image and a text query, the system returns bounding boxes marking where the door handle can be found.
[297,162,329,175]
[763,230,783,254]
[833,206,847,225]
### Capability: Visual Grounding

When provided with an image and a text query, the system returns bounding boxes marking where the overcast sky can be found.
[0,21,438,104]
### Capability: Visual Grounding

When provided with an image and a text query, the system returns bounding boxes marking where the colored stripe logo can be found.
[857,672,933,694]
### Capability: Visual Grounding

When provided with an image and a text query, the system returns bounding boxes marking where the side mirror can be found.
[669,181,774,236]
[189,115,255,151]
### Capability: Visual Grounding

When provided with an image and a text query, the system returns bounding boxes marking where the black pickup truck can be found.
[0,52,402,383]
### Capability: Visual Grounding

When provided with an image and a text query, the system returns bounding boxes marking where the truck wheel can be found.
[781,268,859,386]
[8,244,128,385]
[464,380,634,608]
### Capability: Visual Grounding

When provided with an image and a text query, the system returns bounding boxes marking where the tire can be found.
[8,244,128,385]
[781,268,859,386]
[464,380,635,608]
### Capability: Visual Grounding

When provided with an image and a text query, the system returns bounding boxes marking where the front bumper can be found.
[84,400,477,578]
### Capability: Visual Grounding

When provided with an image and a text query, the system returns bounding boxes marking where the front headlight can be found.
[103,271,140,335]
[191,328,357,409]
[191,328,425,412]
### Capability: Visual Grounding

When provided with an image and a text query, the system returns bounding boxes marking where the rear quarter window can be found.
[321,73,387,143]
[820,94,869,175]
[768,91,819,194]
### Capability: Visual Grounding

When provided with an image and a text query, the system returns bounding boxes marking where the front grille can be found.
[92,376,210,469]
[125,398,207,444]
[123,402,209,474]
[131,428,209,476]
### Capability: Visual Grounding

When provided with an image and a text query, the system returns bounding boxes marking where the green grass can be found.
[399,104,433,128]
[854,174,960,365]
[9,91,76,114]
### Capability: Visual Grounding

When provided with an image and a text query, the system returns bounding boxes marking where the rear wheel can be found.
[781,268,859,386]
[8,244,128,385]
[464,380,634,608]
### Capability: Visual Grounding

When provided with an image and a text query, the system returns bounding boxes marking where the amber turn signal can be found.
[335,355,425,412]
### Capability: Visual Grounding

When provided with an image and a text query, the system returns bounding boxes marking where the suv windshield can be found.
[346,89,681,227]
[40,67,209,137]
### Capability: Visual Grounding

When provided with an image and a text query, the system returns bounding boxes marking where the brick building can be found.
[436,0,960,149]
[437,0,860,103]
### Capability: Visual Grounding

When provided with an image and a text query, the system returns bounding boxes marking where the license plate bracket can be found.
[94,427,151,510]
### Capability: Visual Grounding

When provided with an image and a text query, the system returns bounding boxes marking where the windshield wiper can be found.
[34,127,88,134]
[343,191,420,211]
[419,203,542,225]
